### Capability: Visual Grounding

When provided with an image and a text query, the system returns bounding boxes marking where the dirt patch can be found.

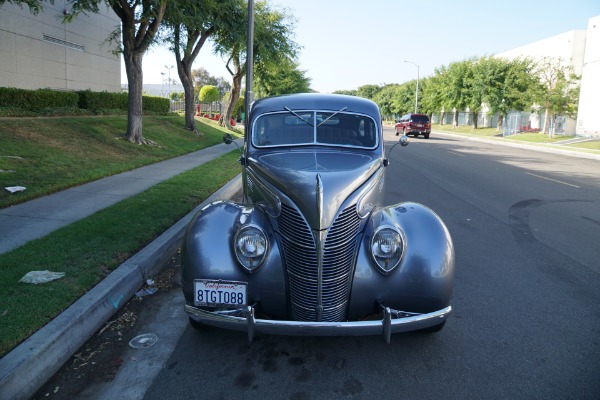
[32,252,181,400]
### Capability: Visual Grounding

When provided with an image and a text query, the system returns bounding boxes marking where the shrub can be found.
[0,87,78,111]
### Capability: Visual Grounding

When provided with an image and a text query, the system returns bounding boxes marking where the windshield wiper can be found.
[284,106,314,127]
[317,107,347,127]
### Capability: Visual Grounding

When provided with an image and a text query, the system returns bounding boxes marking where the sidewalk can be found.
[0,139,243,255]
[0,138,244,400]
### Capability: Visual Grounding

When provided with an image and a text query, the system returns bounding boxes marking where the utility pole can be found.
[404,60,420,113]
[165,65,174,98]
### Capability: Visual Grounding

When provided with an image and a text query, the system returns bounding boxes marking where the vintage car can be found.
[181,93,454,343]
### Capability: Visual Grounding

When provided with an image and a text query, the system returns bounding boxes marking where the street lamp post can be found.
[164,65,174,98]
[404,60,419,113]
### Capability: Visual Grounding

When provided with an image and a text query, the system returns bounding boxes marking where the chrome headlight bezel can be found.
[370,225,405,275]
[233,224,269,273]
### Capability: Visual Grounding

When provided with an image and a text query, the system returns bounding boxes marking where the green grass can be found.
[568,140,600,150]
[0,116,230,208]
[432,124,499,137]
[0,114,243,356]
[502,133,570,143]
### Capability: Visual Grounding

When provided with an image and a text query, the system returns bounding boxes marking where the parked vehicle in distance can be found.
[181,93,454,343]
[395,113,431,138]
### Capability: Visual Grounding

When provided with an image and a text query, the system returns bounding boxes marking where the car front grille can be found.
[278,204,361,322]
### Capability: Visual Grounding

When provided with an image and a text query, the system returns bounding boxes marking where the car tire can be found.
[418,320,446,333]
[424,133,430,139]
[395,129,399,136]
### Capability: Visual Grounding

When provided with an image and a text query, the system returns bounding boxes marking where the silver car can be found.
[181,93,455,343]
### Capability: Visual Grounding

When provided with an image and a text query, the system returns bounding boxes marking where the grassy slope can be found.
[0,115,241,356]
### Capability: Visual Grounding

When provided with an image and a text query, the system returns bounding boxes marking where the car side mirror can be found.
[223,133,234,144]
[400,135,410,147]
[383,135,410,166]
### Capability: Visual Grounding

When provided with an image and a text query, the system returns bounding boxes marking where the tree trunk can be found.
[179,62,196,131]
[472,112,478,129]
[221,72,243,130]
[542,108,550,134]
[123,51,144,144]
[452,110,459,128]
[440,111,445,126]
[497,114,504,131]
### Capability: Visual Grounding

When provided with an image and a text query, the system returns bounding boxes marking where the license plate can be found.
[194,280,247,307]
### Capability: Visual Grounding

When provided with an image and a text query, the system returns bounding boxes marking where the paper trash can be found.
[5,186,26,193]
[20,270,66,284]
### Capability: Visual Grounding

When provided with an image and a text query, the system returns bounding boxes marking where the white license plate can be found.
[194,280,247,307]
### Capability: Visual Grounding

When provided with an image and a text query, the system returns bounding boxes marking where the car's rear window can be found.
[252,111,378,148]
[411,115,429,123]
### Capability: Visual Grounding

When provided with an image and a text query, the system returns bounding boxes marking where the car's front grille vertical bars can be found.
[278,204,361,322]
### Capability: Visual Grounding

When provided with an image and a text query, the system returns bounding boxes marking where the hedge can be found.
[0,87,78,111]
[0,87,170,115]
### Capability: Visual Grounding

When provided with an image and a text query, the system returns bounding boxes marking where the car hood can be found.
[248,150,381,230]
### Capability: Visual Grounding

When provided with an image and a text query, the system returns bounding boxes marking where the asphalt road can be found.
[36,127,600,400]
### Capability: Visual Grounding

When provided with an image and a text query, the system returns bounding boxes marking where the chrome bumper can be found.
[185,304,451,344]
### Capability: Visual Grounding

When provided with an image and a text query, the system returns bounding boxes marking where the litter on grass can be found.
[19,270,66,284]
[5,186,26,193]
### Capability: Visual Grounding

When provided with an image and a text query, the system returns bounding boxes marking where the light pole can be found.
[160,72,166,96]
[404,60,419,113]
[164,65,174,98]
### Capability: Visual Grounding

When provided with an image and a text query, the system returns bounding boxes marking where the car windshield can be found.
[411,115,429,123]
[252,110,377,148]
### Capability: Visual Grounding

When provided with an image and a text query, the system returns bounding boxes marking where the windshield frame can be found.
[251,109,380,150]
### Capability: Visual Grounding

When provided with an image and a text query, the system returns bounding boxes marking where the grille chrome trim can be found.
[278,204,361,322]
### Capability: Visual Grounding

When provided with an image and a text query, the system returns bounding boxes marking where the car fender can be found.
[348,202,455,319]
[181,201,288,319]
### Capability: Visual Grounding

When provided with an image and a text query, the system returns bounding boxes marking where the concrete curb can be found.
[0,175,242,400]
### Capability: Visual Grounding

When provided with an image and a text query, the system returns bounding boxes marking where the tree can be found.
[438,59,475,127]
[372,84,401,120]
[419,76,443,122]
[162,0,241,132]
[198,85,220,116]
[356,84,382,100]
[482,57,537,131]
[531,57,580,136]
[213,0,299,130]
[1,0,50,14]
[255,58,311,97]
[66,0,168,144]
[332,89,357,96]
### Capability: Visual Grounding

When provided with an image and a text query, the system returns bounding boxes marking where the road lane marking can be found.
[448,151,465,157]
[525,172,580,188]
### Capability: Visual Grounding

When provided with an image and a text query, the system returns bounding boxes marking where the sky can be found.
[122,0,600,93]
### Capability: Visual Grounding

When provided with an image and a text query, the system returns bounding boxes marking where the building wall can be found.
[495,24,598,137]
[496,30,587,76]
[0,1,120,92]
[576,16,600,137]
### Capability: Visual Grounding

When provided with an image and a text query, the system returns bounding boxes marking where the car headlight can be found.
[370,227,404,274]
[234,225,268,273]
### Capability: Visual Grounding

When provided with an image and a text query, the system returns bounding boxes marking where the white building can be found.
[0,1,120,92]
[496,15,599,137]
[576,15,600,137]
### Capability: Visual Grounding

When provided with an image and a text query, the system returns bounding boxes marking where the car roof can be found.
[250,93,381,121]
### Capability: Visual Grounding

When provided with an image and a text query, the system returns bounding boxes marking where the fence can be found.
[431,111,575,136]
[168,101,223,114]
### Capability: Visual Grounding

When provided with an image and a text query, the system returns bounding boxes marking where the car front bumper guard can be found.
[185,303,451,344]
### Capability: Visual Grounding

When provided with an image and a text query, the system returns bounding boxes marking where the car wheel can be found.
[424,133,430,139]
[418,320,445,333]
[395,129,399,136]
